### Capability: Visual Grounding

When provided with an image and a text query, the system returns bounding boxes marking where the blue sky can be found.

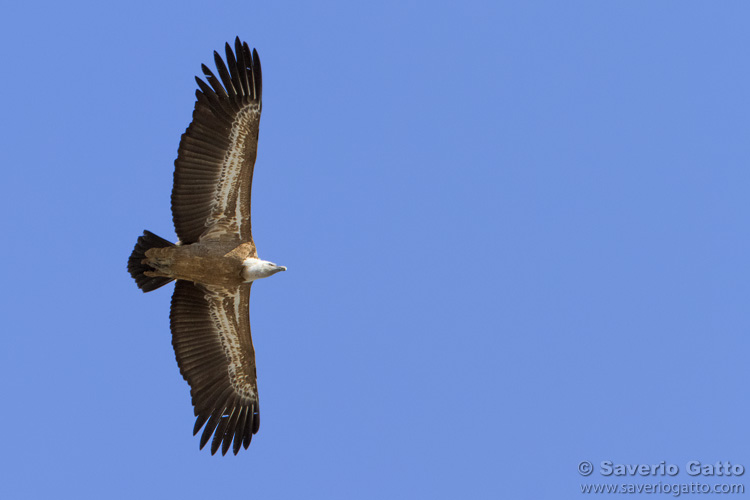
[1,1,749,498]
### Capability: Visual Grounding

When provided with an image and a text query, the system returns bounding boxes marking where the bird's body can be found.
[142,241,282,288]
[127,37,285,455]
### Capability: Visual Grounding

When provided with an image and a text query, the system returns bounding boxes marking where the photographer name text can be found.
[578,460,744,477]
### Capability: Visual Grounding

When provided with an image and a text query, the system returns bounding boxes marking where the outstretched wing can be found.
[170,280,260,455]
[171,37,262,246]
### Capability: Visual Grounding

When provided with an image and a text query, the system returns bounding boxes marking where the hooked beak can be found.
[276,266,287,272]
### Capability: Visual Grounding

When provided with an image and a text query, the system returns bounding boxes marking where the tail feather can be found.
[128,230,175,292]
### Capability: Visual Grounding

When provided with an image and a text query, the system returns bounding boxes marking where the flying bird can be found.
[127,37,285,455]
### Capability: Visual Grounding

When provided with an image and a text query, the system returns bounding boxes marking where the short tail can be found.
[128,230,175,292]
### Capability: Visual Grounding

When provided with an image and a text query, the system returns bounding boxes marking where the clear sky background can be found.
[1,1,748,498]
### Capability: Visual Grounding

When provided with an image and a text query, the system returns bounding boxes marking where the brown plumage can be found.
[127,37,285,455]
